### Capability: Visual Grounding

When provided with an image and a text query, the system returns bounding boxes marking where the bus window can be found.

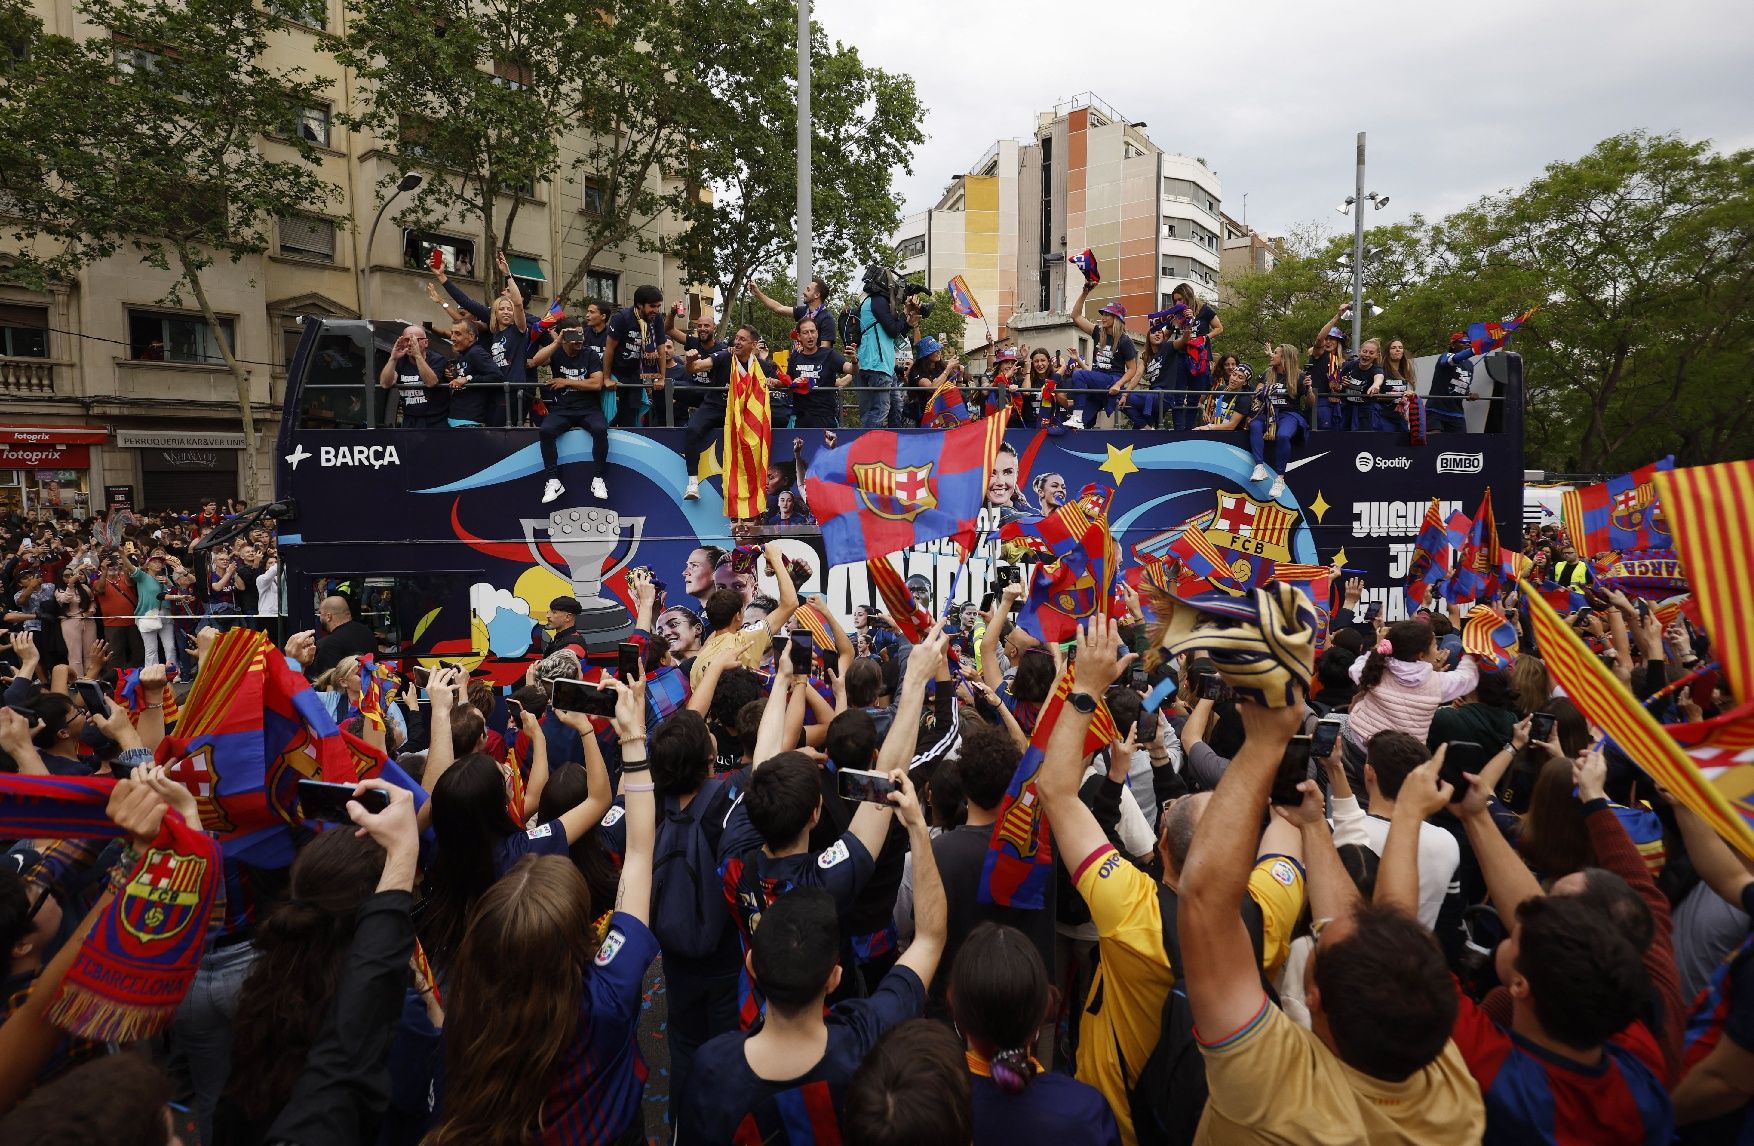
[296,326,375,430]
[305,573,477,661]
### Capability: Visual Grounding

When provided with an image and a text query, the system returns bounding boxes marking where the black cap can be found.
[549,596,583,615]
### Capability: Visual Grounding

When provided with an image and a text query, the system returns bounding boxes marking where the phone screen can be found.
[1527,713,1556,745]
[73,679,111,719]
[789,631,815,675]
[1311,717,1345,759]
[836,768,898,805]
[297,779,389,823]
[551,678,618,718]
[505,698,523,725]
[617,641,641,682]
[410,665,432,688]
[1270,735,1314,806]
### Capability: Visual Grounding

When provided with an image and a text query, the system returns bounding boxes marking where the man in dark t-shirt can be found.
[529,305,612,503]
[442,321,503,426]
[1426,334,1477,432]
[602,285,665,428]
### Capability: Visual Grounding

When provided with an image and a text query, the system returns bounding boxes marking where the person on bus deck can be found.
[1305,303,1352,431]
[680,324,767,503]
[1062,282,1140,430]
[602,284,666,429]
[1337,337,1387,433]
[528,306,611,504]
[438,319,502,428]
[665,305,727,428]
[750,275,835,346]
[432,252,533,426]
[1244,343,1310,499]
[1425,333,1477,433]
[785,317,853,429]
[1378,338,1416,433]
[378,323,449,428]
[309,595,375,678]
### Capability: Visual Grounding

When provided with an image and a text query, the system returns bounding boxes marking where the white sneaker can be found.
[1250,464,1269,483]
[590,477,608,500]
[684,477,700,501]
[1064,411,1086,429]
[541,478,565,504]
[1269,475,1286,499]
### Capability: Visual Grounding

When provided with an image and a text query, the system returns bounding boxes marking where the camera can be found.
[861,265,933,314]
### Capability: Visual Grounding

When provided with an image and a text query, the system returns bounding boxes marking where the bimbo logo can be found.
[1354,452,1412,473]
[1437,452,1485,474]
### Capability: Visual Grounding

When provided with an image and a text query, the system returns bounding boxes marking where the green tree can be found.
[1220,133,1754,472]
[0,0,338,501]
[674,0,925,312]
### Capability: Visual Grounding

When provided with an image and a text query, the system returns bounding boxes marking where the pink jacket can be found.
[1345,653,1478,748]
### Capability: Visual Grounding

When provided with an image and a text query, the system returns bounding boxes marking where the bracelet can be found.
[617,736,645,746]
[621,761,650,772]
[625,781,655,793]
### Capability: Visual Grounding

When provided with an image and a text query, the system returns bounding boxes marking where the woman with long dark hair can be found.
[1193,358,1250,431]
[423,676,657,1146]
[1162,282,1221,432]
[951,923,1119,1144]
[1378,338,1416,432]
[53,564,96,677]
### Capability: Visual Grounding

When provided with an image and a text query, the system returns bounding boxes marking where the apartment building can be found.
[1,0,704,515]
[890,140,1021,353]
[1218,210,1279,305]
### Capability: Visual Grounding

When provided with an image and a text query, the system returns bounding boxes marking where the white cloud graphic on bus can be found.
[470,584,534,658]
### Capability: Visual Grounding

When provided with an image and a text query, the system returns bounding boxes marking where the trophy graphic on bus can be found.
[520,505,645,650]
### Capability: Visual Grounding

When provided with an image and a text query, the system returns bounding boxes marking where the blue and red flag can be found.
[1462,608,1518,668]
[538,301,565,329]
[1457,306,1539,356]
[1595,549,1689,602]
[1561,457,1675,557]
[1068,249,1100,285]
[979,671,1116,909]
[921,379,973,429]
[946,274,983,320]
[1013,491,1120,644]
[1406,498,1451,609]
[806,410,1009,566]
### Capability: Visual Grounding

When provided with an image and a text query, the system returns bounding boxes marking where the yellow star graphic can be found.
[1330,546,1349,571]
[696,443,724,482]
[1309,491,1331,523]
[1099,442,1139,486]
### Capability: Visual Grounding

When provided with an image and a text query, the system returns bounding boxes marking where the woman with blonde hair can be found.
[423,675,656,1146]
[1244,343,1310,497]
[1336,336,1386,432]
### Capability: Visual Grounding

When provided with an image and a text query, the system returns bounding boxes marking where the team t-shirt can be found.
[1338,357,1383,403]
[390,350,450,423]
[786,346,847,421]
[446,342,502,424]
[1196,1000,1485,1145]
[492,820,570,876]
[1427,352,1474,416]
[605,307,659,384]
[1092,333,1138,376]
[1071,843,1304,1146]
[675,965,925,1145]
[547,328,606,414]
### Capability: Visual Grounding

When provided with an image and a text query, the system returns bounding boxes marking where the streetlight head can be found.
[1373,195,1390,210]
[397,173,424,193]
[1335,198,1355,214]
[1365,301,1384,318]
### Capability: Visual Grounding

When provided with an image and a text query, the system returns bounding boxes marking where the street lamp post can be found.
[359,172,424,322]
[1336,134,1390,347]
[795,0,813,300]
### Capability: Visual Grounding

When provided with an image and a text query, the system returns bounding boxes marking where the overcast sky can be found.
[811,0,1754,241]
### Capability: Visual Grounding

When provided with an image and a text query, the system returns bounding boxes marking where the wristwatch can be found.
[1068,691,1097,715]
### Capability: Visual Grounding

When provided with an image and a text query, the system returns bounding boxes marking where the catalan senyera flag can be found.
[792,602,836,651]
[722,354,772,520]
[978,670,1117,909]
[946,275,984,321]
[1655,460,1754,702]
[1461,608,1518,669]
[1561,457,1674,557]
[1521,578,1754,861]
[868,554,932,645]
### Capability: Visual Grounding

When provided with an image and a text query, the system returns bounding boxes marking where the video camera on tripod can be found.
[840,265,933,350]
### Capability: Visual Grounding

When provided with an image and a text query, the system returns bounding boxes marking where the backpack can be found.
[1125,886,1274,1146]
[648,777,736,960]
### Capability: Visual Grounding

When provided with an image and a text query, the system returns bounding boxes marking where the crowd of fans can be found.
[0,471,1750,1146]
[357,260,1481,506]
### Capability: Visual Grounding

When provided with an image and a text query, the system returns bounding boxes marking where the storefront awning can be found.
[506,255,545,281]
[0,426,107,445]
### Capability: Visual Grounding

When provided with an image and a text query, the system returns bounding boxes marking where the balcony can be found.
[0,357,65,396]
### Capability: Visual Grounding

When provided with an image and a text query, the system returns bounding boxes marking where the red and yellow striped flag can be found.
[722,355,772,521]
[792,602,836,650]
[1521,577,1754,860]
[1653,461,1753,701]
[868,554,931,644]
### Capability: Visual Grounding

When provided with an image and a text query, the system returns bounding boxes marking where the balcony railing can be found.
[0,356,64,395]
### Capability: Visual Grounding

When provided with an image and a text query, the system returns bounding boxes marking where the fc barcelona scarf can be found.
[978,673,1117,909]
[0,774,221,1041]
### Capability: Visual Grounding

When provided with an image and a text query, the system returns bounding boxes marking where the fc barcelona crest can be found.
[121,847,209,947]
[853,461,937,523]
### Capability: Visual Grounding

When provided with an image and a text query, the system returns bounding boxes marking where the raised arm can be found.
[1069,281,1096,336]
[749,281,794,318]
[414,667,462,831]
[518,707,549,818]
[1275,778,1362,926]
[889,770,946,988]
[980,584,1019,690]
[1038,617,1136,876]
[1454,762,1542,918]
[606,675,655,924]
[763,542,799,632]
[1374,754,1452,917]
[1672,804,1754,909]
[752,648,799,766]
[441,277,490,323]
[495,253,528,333]
[1179,689,1304,1042]
[630,569,657,633]
[848,624,947,858]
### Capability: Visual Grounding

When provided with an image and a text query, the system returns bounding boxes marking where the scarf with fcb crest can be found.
[0,774,221,1042]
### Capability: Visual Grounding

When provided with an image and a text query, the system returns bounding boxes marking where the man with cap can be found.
[1306,302,1353,431]
[1425,332,1478,434]
[540,596,591,658]
[1063,279,1140,429]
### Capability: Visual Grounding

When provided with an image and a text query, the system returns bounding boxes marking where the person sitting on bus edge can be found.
[602,285,666,429]
[1062,282,1140,430]
[1337,336,1386,432]
[378,323,448,428]
[1244,344,1309,499]
[1195,360,1253,432]
[750,275,835,350]
[442,318,503,427]
[680,324,766,503]
[1306,303,1351,431]
[908,336,960,427]
[528,305,611,504]
[430,251,531,427]
[1425,332,1477,433]
[785,317,853,428]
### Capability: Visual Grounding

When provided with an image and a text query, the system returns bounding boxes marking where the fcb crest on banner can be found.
[851,461,938,522]
[1202,492,1296,564]
[121,846,209,948]
[1612,482,1665,541]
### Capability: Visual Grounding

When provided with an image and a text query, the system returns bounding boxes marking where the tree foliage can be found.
[1221,132,1754,472]
[0,0,339,499]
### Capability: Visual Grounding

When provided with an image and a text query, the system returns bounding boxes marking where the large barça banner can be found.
[277,426,1523,673]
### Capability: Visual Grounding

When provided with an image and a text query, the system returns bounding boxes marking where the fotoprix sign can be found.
[0,443,89,469]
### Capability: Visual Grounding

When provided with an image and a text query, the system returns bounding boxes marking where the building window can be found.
[1161,222,1176,239]
[281,326,303,368]
[127,309,236,364]
[278,213,336,263]
[1160,263,1177,279]
[492,57,531,90]
[112,36,167,74]
[0,305,48,357]
[403,230,475,277]
[894,236,926,261]
[270,0,326,28]
[397,114,439,161]
[1163,177,1197,202]
[582,178,607,216]
[295,104,330,146]
[585,270,619,306]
